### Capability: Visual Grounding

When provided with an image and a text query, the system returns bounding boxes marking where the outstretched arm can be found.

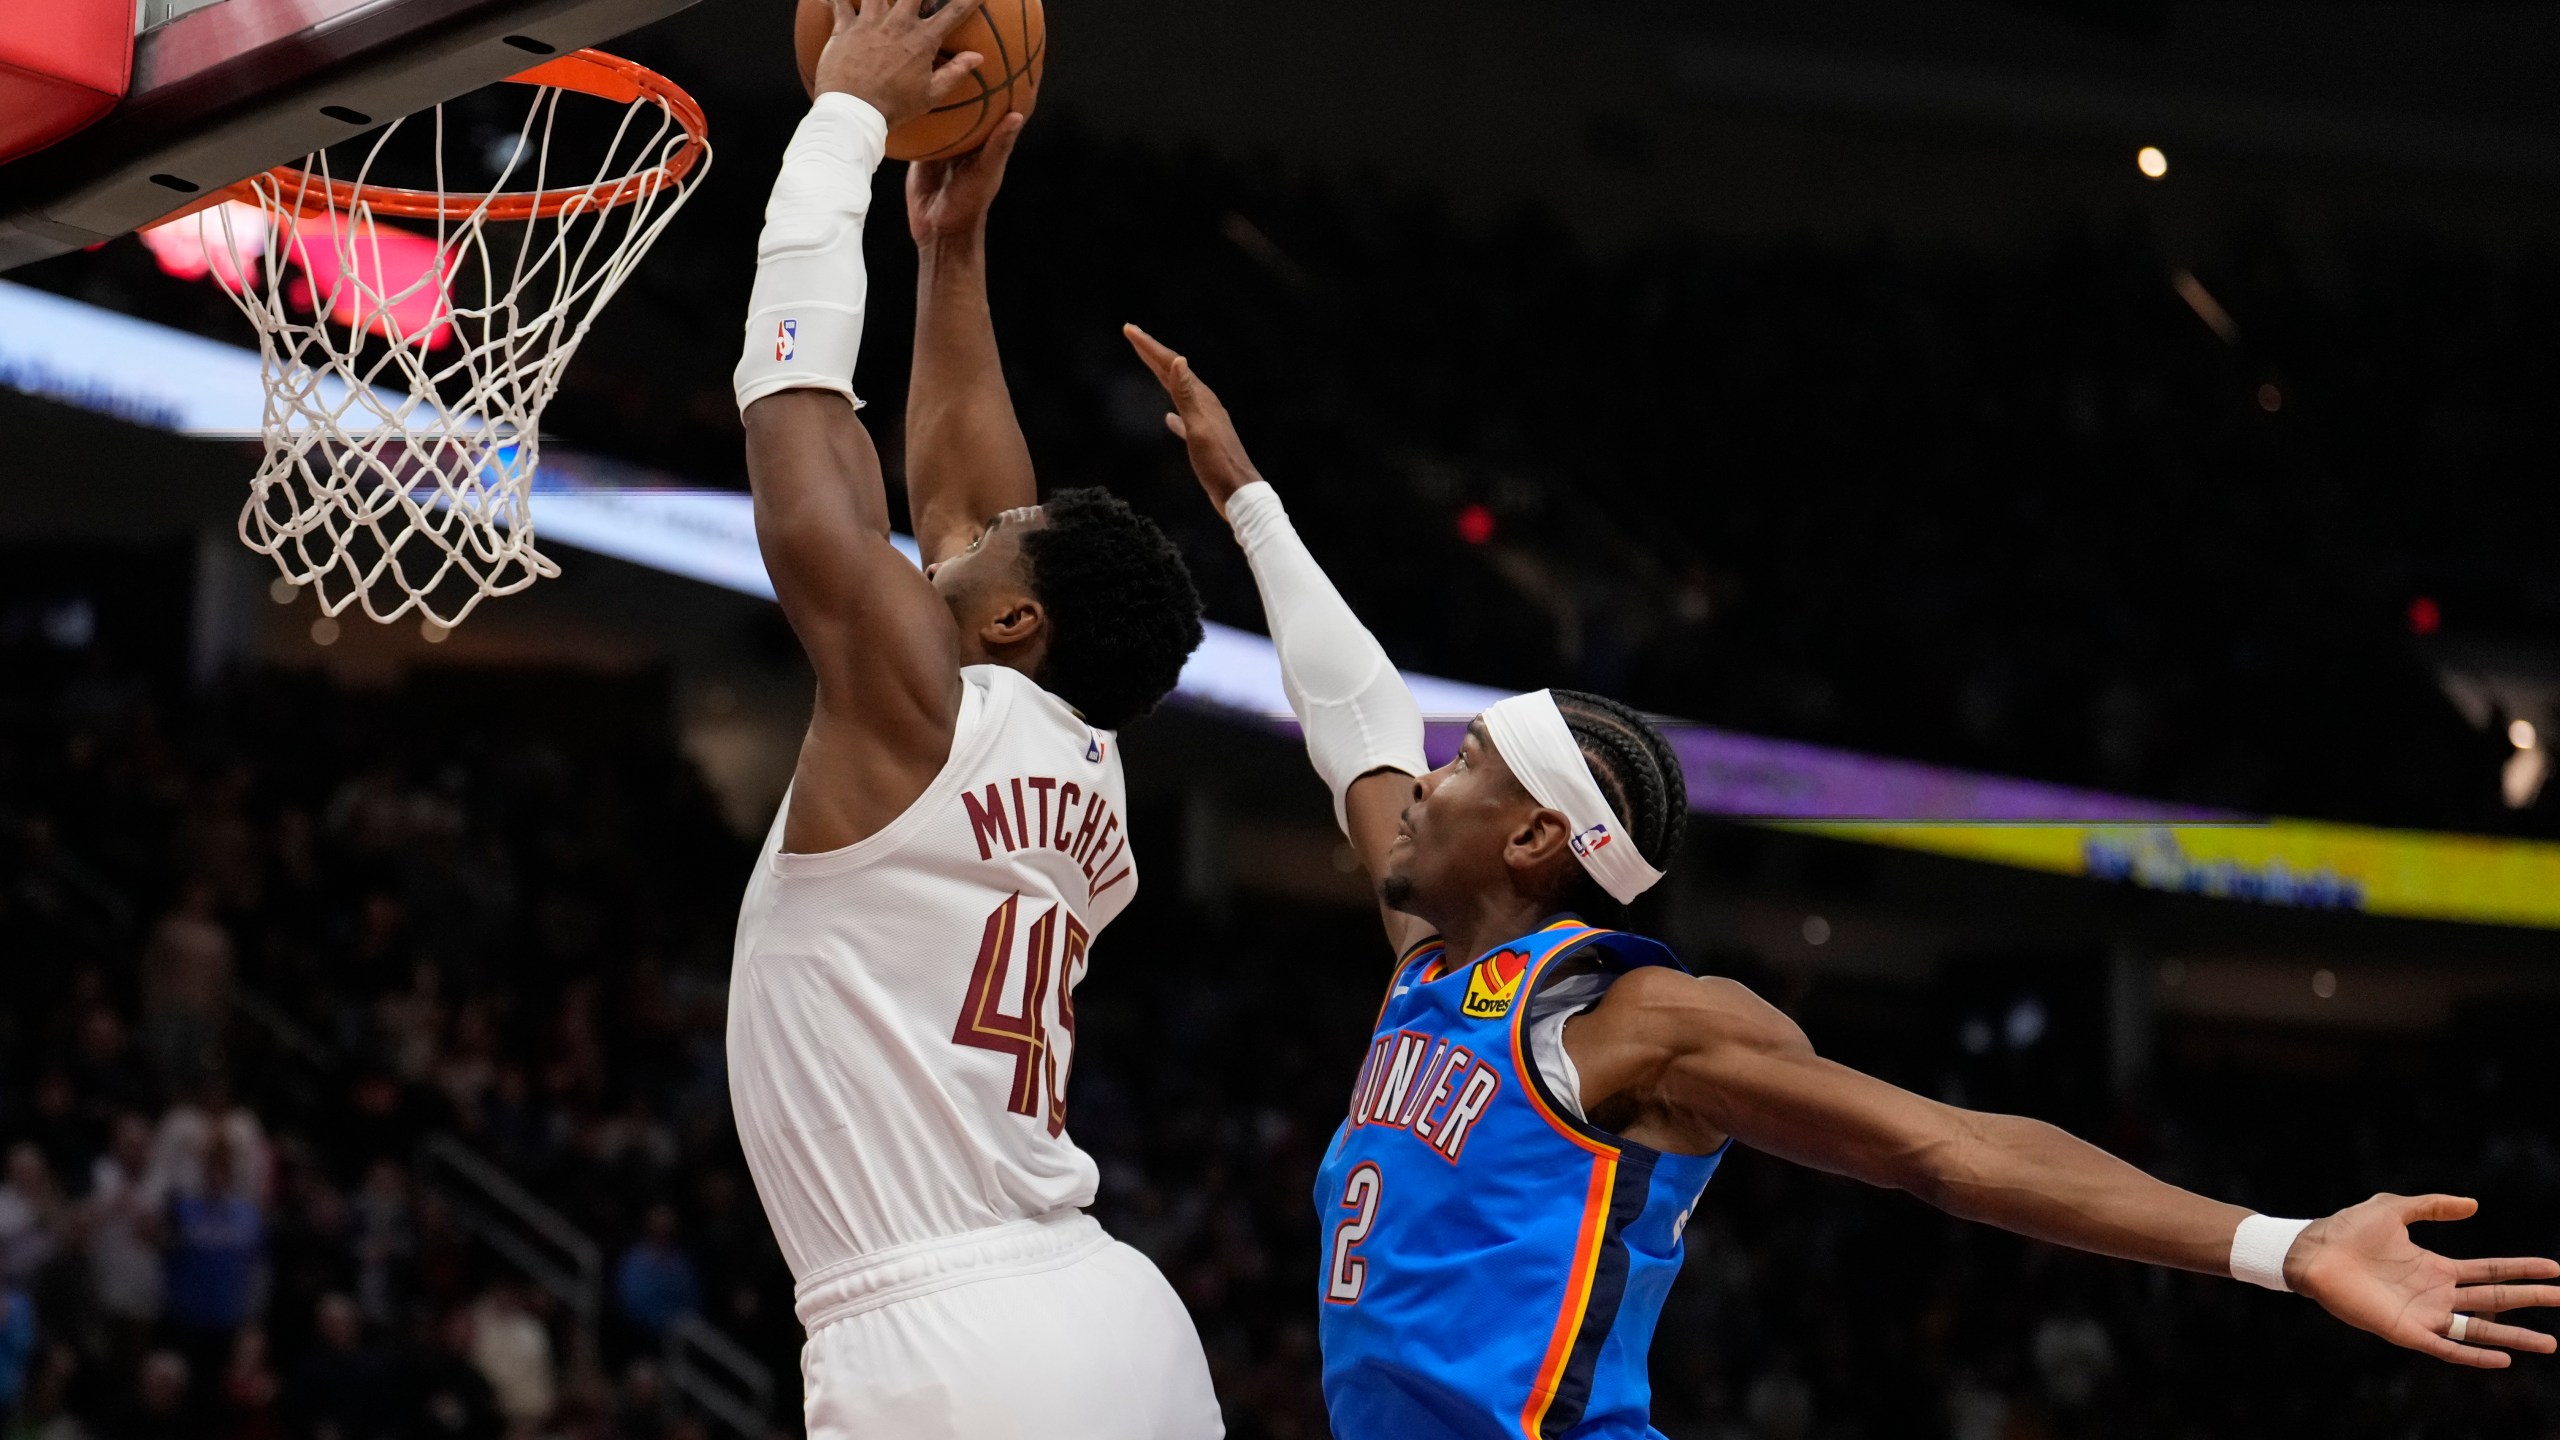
[905,112,1035,567]
[1126,325,1432,955]
[1571,967,2560,1369]
[735,0,989,854]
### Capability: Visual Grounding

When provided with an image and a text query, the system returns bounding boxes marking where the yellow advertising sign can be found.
[1785,820,2560,930]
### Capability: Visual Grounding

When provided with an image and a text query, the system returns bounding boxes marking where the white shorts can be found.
[797,1212,1223,1439]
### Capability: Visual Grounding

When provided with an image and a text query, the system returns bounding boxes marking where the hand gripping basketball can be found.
[798,0,1044,161]
[908,111,1025,245]
[808,0,989,132]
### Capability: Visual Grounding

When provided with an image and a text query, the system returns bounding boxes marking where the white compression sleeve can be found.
[733,93,890,413]
[2229,1214,2313,1291]
[1225,482,1429,831]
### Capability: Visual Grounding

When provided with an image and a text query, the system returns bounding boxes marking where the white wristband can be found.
[2230,1214,2313,1291]
[734,93,890,413]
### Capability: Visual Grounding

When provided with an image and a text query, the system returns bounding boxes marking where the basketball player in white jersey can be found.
[725,2,1220,1433]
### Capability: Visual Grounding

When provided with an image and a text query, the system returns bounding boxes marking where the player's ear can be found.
[1503,808,1573,882]
[981,595,1046,649]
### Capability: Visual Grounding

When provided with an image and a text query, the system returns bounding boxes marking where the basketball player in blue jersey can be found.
[1125,326,2560,1440]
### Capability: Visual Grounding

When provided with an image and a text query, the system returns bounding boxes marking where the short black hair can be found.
[1020,487,1205,730]
[1545,689,1688,924]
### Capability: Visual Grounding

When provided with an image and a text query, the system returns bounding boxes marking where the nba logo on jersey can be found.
[1085,733,1106,764]
[1460,948,1530,1019]
[1570,822,1613,858]
[776,318,797,361]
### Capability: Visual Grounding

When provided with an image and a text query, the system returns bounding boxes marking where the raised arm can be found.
[1571,966,2560,1369]
[1126,325,1431,955]
[905,112,1035,567]
[734,0,990,854]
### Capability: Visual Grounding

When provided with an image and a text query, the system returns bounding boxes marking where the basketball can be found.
[794,0,1043,163]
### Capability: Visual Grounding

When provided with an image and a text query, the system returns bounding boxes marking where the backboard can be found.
[0,0,702,271]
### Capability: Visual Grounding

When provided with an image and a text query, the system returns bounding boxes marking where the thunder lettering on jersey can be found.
[1315,918,1724,1440]
[727,666,1134,1309]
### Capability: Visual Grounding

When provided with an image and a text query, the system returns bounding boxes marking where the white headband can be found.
[1479,690,1666,905]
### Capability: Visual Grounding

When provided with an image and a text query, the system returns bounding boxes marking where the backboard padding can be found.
[0,0,701,271]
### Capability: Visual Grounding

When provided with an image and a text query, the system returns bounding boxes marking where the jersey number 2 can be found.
[1326,1163,1384,1304]
[952,892,1090,1137]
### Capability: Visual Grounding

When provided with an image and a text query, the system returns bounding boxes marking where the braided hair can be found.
[1543,689,1688,924]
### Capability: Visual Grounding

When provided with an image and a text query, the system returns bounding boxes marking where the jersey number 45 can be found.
[952,892,1089,1137]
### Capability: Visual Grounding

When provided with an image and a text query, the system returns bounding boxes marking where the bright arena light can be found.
[2137,146,2169,179]
[2512,719,2539,751]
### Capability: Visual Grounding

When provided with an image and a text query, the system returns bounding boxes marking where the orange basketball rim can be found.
[218,50,708,222]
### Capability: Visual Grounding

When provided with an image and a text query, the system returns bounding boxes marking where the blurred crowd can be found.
[0,654,784,1439]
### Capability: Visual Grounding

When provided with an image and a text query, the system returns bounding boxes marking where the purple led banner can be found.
[0,283,2261,827]
[1422,719,2240,822]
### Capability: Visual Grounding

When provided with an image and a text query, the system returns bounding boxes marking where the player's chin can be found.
[1377,872,1419,914]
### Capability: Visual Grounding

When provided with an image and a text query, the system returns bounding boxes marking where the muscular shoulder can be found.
[1574,968,1811,1097]
[1596,968,1796,1041]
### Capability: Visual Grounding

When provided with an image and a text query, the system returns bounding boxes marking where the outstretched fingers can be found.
[2412,1330,2514,1370]
[2396,1193,2482,1225]
[2454,1282,2560,1314]
[1165,355,1232,424]
[1123,324,1184,388]
[1124,325,1237,432]
[2455,1257,2560,1285]
[2454,1316,2559,1355]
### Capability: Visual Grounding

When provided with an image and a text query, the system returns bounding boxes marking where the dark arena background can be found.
[7,0,2560,1436]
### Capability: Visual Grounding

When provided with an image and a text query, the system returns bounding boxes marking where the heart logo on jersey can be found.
[1461,948,1531,1020]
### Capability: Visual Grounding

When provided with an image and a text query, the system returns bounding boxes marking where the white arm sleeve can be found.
[733,93,890,413]
[1225,481,1429,831]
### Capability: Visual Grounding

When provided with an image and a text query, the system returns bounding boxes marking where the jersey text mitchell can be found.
[963,775,1134,904]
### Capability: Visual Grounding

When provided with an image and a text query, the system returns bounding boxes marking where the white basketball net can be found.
[201,74,708,627]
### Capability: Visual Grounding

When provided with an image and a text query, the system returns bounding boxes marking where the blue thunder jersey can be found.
[1313,917,1724,1440]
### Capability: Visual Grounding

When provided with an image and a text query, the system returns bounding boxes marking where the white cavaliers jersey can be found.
[728,664,1139,1285]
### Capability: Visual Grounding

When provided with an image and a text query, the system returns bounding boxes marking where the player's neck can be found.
[955,635,1047,679]
[1429,893,1557,971]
